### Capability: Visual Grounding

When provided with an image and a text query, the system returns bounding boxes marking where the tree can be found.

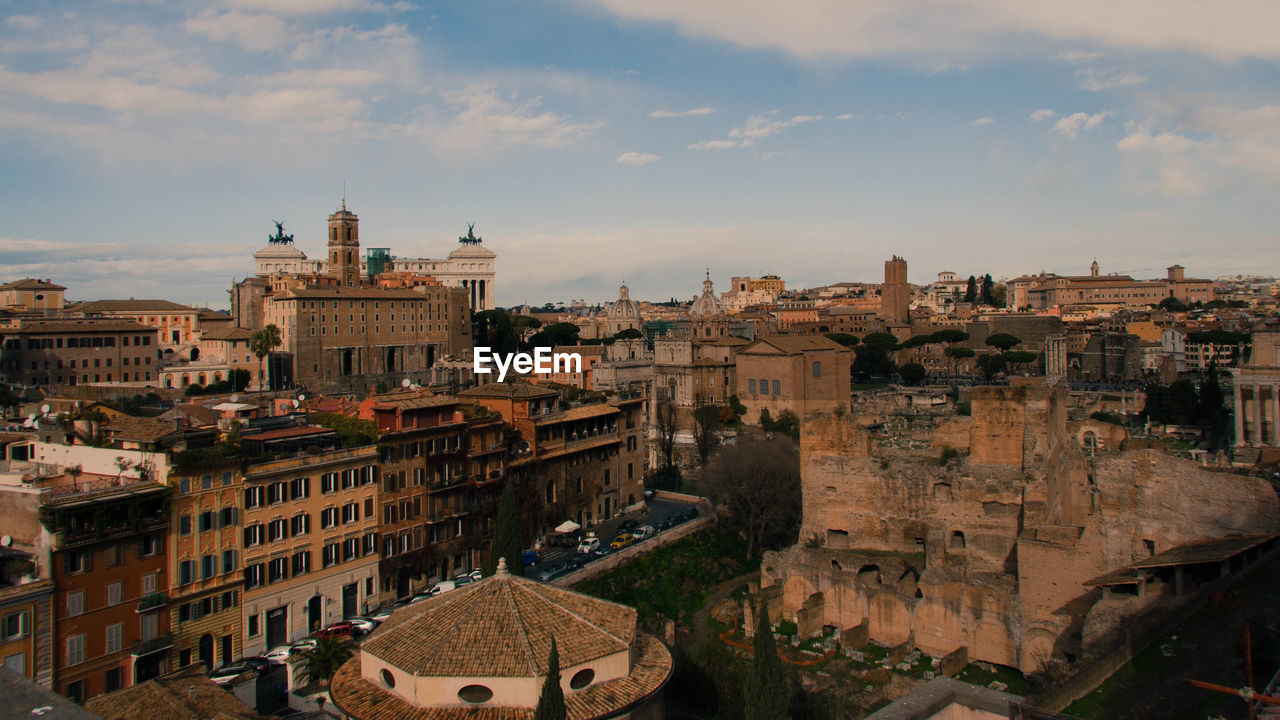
[899,362,927,385]
[249,324,281,391]
[654,399,678,471]
[1159,296,1189,312]
[693,404,722,463]
[529,322,581,349]
[964,275,978,303]
[980,274,995,306]
[931,329,970,345]
[1002,350,1038,374]
[296,636,353,687]
[613,327,644,340]
[512,314,544,344]
[853,343,897,378]
[976,353,1006,382]
[474,309,519,354]
[945,346,975,375]
[860,332,898,349]
[746,600,789,720]
[534,639,567,720]
[823,332,859,347]
[984,333,1021,352]
[484,480,522,576]
[703,432,801,557]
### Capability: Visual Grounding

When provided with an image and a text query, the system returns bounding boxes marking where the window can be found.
[362,532,377,556]
[179,515,191,535]
[364,497,374,517]
[220,507,237,527]
[141,613,157,642]
[5,652,25,675]
[812,361,822,378]
[267,481,286,505]
[222,471,233,486]
[322,543,339,568]
[772,379,781,396]
[247,614,260,637]
[106,581,122,607]
[342,502,358,524]
[198,511,215,532]
[179,560,194,585]
[291,513,310,536]
[748,378,757,394]
[268,557,287,583]
[222,591,237,609]
[66,591,84,617]
[139,534,160,557]
[202,554,217,579]
[244,563,263,589]
[66,635,85,666]
[222,550,237,573]
[2,611,28,641]
[201,474,212,490]
[244,486,264,509]
[105,667,123,692]
[292,550,310,576]
[105,623,123,654]
[290,477,309,500]
[64,550,91,575]
[268,519,286,542]
[66,680,86,704]
[343,538,359,561]
[141,572,157,596]
[244,524,264,547]
[321,473,337,494]
[320,508,338,529]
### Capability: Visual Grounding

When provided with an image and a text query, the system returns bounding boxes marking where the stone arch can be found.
[932,483,953,501]
[782,575,817,619]
[856,564,882,587]
[868,593,912,646]
[896,567,920,597]
[950,530,966,550]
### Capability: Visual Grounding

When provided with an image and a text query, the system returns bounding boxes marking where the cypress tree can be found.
[746,602,789,720]
[534,638,567,720]
[483,479,521,576]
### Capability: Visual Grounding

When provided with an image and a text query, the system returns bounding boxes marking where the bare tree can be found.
[692,404,722,464]
[703,431,801,557]
[654,399,678,470]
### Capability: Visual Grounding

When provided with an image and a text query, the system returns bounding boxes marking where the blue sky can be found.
[1,0,1278,307]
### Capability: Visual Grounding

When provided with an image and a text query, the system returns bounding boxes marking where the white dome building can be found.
[601,282,643,337]
[253,238,308,277]
[689,272,729,340]
[330,560,672,720]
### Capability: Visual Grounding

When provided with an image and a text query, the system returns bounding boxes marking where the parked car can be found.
[655,517,675,531]
[209,664,253,686]
[576,537,601,555]
[350,618,378,635]
[617,519,639,532]
[453,576,474,587]
[291,638,319,654]
[610,533,636,550]
[239,657,271,673]
[263,646,293,665]
[591,546,612,559]
[316,621,356,640]
[536,563,567,582]
[461,569,483,581]
[521,548,541,566]
[409,593,431,604]
[429,580,458,596]
[632,525,655,541]
[676,505,699,523]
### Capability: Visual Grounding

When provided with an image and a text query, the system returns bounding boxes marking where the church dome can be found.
[690,272,727,319]
[330,561,672,719]
[604,283,642,324]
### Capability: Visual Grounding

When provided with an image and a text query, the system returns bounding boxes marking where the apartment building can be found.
[0,320,158,389]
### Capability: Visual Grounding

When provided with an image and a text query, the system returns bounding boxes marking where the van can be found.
[577,537,601,555]
[632,525,655,541]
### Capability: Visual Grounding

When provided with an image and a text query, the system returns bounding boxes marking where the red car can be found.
[315,621,356,640]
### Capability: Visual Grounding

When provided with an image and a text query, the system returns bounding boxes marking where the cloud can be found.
[579,0,1280,63]
[1117,104,1280,195]
[648,106,714,118]
[973,116,995,125]
[184,10,292,52]
[1054,50,1104,62]
[1029,109,1056,122]
[5,15,42,30]
[835,113,856,120]
[219,0,394,15]
[1051,111,1111,138]
[616,151,661,165]
[1077,68,1147,92]
[435,84,604,149]
[689,112,820,150]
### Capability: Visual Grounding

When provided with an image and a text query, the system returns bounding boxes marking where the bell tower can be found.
[328,199,360,287]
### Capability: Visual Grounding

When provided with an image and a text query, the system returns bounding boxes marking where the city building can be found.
[68,300,203,354]
[1234,326,1280,450]
[1007,263,1215,311]
[329,559,671,720]
[0,319,159,390]
[0,279,66,314]
[734,335,852,422]
[878,256,911,327]
[240,442,380,656]
[599,282,643,337]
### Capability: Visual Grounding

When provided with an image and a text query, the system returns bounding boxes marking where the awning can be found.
[554,520,581,534]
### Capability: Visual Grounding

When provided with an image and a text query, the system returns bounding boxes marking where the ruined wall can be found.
[767,378,1280,674]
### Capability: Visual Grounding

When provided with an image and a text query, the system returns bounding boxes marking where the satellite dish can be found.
[402,378,411,388]
[74,400,82,409]
[0,535,10,547]
[298,394,306,402]
[230,394,239,403]
[292,399,300,408]
[41,404,50,415]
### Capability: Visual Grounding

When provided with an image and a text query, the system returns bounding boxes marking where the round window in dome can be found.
[458,684,494,704]
[570,668,595,690]
[380,669,396,688]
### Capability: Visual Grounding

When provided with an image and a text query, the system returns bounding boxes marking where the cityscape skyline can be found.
[2,1,1279,305]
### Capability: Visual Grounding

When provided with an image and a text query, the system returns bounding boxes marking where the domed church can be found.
[601,282,643,337]
[329,560,672,719]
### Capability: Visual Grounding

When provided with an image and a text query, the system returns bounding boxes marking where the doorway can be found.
[198,634,214,671]
[342,583,358,620]
[307,595,323,633]
[266,606,288,649]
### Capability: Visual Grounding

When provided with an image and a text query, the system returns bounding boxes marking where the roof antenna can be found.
[341,181,346,211]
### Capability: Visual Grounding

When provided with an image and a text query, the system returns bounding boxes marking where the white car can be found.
[264,646,293,665]
[370,607,394,623]
[290,638,318,655]
[632,525,656,541]
[429,580,458,596]
[576,537,601,555]
[350,618,378,635]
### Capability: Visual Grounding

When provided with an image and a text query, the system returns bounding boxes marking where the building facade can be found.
[0,320,158,390]
[735,336,853,422]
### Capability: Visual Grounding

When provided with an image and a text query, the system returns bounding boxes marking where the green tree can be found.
[703,432,801,557]
[534,639,567,720]
[310,412,377,448]
[980,274,995,306]
[931,329,970,345]
[529,322,581,349]
[964,275,978,303]
[693,404,722,463]
[976,353,1006,382]
[944,345,975,375]
[746,601,789,720]
[484,479,522,576]
[853,343,897,378]
[296,636,353,687]
[861,332,898,349]
[899,362,927,385]
[249,324,281,391]
[613,327,644,340]
[474,309,519,354]
[1159,296,1189,312]
[1003,350,1038,374]
[823,332,859,347]
[985,333,1021,352]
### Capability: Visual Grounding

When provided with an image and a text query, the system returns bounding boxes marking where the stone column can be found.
[1253,385,1264,447]
[1272,385,1280,446]
[1235,381,1246,446]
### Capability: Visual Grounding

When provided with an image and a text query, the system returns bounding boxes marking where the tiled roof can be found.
[275,287,426,300]
[459,381,559,400]
[103,416,181,443]
[0,666,99,720]
[331,634,672,720]
[84,664,266,720]
[363,570,636,678]
[14,319,152,334]
[0,278,66,291]
[73,299,197,313]
[369,390,459,411]
[199,327,253,341]
[534,404,618,425]
[742,335,847,354]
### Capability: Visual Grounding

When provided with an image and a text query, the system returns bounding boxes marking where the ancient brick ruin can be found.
[760,378,1280,673]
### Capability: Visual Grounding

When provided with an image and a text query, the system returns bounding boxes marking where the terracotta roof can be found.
[370,390,459,411]
[0,666,99,720]
[73,299,197,313]
[1084,534,1278,586]
[363,570,636,678]
[332,634,672,720]
[535,404,618,425]
[276,287,427,300]
[85,664,266,720]
[200,327,253,341]
[459,381,559,400]
[245,425,333,441]
[13,319,152,334]
[0,278,66,291]
[103,416,181,443]
[741,335,847,354]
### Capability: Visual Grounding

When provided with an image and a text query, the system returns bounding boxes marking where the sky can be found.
[1,1,1279,308]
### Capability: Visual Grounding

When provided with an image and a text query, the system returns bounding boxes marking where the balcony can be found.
[136,593,166,613]
[131,632,174,658]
